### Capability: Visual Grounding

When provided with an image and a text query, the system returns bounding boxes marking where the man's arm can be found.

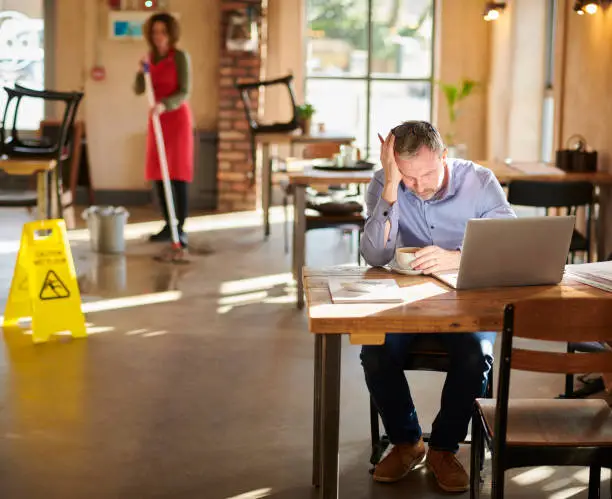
[360,176,400,267]
[478,172,516,219]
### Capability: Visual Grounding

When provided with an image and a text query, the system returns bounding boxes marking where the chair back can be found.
[0,85,84,217]
[235,75,300,184]
[507,180,594,209]
[1,85,84,163]
[235,74,300,134]
[494,298,612,452]
[302,142,342,160]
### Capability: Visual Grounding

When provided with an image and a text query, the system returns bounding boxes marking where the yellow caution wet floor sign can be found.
[2,219,87,343]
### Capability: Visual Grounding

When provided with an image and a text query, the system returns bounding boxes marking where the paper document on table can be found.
[509,163,565,176]
[565,261,612,293]
[327,278,402,304]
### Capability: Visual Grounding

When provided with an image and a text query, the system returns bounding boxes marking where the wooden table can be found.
[304,265,612,499]
[0,158,58,219]
[483,160,612,185]
[256,131,354,237]
[288,168,373,309]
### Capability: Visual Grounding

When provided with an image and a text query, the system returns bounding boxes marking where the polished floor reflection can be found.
[0,207,609,498]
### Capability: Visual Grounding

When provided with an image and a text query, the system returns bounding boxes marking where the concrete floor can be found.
[0,206,609,499]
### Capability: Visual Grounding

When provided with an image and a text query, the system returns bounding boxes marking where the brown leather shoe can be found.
[425,448,469,493]
[372,438,426,483]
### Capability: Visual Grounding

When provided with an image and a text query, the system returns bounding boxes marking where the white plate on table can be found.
[388,262,423,276]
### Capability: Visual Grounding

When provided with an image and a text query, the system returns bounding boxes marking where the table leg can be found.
[312,334,323,487]
[293,185,306,309]
[50,168,59,219]
[36,171,48,220]
[597,185,612,260]
[319,334,342,499]
[261,143,271,238]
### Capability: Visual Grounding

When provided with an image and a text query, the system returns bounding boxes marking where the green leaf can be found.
[441,83,458,108]
[458,79,478,100]
[297,103,316,119]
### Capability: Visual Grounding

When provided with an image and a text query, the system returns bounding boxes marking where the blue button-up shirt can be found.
[361,158,516,267]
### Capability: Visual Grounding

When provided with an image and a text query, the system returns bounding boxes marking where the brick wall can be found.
[217,0,266,212]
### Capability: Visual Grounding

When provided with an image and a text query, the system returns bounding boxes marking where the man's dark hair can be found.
[392,121,446,159]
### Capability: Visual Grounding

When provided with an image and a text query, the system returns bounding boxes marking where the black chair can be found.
[507,180,594,263]
[235,75,300,184]
[470,299,612,499]
[369,335,494,467]
[0,85,84,219]
[559,342,609,399]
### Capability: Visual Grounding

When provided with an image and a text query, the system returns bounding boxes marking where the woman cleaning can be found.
[133,12,193,248]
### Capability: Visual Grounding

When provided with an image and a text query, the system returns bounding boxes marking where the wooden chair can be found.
[40,120,92,206]
[369,335,493,467]
[235,75,300,184]
[302,143,342,160]
[470,298,612,499]
[282,143,364,257]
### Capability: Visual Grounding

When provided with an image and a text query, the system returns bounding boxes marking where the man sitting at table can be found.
[360,121,515,493]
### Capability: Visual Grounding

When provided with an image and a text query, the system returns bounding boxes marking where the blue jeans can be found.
[361,332,495,453]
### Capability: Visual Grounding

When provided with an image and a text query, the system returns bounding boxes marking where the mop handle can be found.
[143,62,181,246]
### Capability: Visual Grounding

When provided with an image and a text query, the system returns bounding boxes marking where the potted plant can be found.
[438,78,478,158]
[297,103,315,135]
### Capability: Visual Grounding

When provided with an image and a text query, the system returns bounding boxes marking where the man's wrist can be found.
[382,182,399,204]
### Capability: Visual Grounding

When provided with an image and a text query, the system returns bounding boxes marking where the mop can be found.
[143,62,189,264]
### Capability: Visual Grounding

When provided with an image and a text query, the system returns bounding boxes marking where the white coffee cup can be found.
[340,144,357,167]
[395,247,419,270]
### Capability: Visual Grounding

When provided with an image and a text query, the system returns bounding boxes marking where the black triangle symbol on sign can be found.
[39,270,70,301]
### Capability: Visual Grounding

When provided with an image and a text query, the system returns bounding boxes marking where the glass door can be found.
[0,0,45,130]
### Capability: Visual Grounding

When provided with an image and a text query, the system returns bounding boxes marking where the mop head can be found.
[153,243,190,264]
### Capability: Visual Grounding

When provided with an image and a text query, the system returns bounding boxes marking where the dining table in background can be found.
[256,131,355,238]
[0,158,58,219]
[303,265,612,499]
[288,166,373,309]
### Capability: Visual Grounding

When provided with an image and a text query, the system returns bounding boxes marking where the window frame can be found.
[304,0,437,159]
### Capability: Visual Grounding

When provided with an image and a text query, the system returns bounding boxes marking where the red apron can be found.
[145,49,194,182]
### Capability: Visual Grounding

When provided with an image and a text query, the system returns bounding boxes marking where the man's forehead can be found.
[396,155,439,172]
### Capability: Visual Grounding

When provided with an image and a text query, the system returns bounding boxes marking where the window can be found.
[305,0,435,160]
[540,0,556,162]
[0,2,45,130]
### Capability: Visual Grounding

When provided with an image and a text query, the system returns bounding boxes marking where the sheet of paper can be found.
[509,163,565,176]
[327,278,403,304]
[565,261,612,293]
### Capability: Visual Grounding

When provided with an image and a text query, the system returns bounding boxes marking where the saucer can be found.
[389,262,423,276]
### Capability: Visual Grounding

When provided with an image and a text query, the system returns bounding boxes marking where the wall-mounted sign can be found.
[108,11,179,40]
[226,8,259,53]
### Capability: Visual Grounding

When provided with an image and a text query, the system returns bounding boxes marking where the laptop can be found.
[433,216,575,290]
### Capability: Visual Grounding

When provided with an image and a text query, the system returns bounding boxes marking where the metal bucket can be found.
[82,206,130,254]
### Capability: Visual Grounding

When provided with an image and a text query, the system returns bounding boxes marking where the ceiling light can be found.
[574,0,586,13]
[483,2,507,21]
[574,0,612,15]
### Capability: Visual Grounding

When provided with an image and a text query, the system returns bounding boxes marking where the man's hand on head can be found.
[411,246,461,274]
[378,131,402,204]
